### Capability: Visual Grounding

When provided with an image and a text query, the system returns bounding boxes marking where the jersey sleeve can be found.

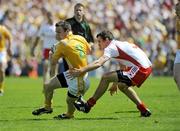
[104,44,118,58]
[51,42,64,62]
[3,26,12,40]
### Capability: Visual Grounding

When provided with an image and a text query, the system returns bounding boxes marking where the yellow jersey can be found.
[0,25,12,51]
[52,32,90,69]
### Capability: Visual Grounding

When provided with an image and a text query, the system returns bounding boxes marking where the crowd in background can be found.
[0,0,178,77]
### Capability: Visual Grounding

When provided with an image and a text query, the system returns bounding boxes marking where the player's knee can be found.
[44,82,53,92]
[101,73,112,82]
[118,85,127,92]
[117,82,129,92]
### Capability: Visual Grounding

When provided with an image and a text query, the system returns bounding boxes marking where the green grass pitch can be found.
[0,76,180,131]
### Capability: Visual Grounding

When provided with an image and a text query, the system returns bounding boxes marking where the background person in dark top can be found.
[62,3,94,71]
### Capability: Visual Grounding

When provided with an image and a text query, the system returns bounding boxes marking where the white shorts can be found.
[57,71,90,97]
[0,51,7,70]
[174,50,180,64]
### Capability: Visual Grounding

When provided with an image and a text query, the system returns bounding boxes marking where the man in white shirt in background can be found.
[31,8,57,83]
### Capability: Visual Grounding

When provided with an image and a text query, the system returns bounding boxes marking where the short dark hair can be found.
[55,21,71,31]
[96,30,114,40]
[74,3,85,9]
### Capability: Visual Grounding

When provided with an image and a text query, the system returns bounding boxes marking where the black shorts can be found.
[62,58,69,71]
[116,70,132,87]
[57,73,68,87]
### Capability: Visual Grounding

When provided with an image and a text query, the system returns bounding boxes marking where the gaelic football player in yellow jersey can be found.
[32,21,91,119]
[0,25,12,96]
[174,0,180,90]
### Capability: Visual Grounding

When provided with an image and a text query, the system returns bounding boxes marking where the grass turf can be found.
[0,76,180,131]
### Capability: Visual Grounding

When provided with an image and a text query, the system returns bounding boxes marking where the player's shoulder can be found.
[109,40,133,51]
[74,35,89,46]
[52,40,66,53]
[58,39,68,46]
[66,17,76,25]
[108,40,122,47]
[52,39,67,49]
[0,25,11,35]
[0,25,7,31]
[66,17,74,21]
[73,34,85,39]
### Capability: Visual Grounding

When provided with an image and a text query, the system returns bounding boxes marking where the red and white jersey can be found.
[104,40,152,68]
[38,23,57,49]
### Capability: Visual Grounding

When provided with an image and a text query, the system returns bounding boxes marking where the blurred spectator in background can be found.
[0,0,178,77]
[31,8,57,82]
[0,24,12,96]
[152,44,167,75]
[174,0,180,90]
[0,10,9,24]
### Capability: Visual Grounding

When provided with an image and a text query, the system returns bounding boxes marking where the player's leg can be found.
[174,63,180,91]
[118,85,151,117]
[43,75,62,109]
[0,63,5,96]
[118,85,141,105]
[53,74,88,119]
[92,71,118,100]
[54,92,78,119]
[54,73,90,119]
[66,94,77,117]
[0,52,6,96]
[74,71,118,113]
[117,68,152,117]
[74,69,151,116]
[42,48,51,83]
[43,59,50,83]
[32,73,66,115]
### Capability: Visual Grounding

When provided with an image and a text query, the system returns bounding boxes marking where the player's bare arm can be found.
[49,48,59,77]
[70,55,110,77]
[6,37,12,57]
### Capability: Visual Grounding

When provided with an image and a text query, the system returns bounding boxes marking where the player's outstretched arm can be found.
[70,55,110,77]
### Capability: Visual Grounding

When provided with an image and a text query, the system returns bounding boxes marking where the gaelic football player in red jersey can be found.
[71,30,152,117]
